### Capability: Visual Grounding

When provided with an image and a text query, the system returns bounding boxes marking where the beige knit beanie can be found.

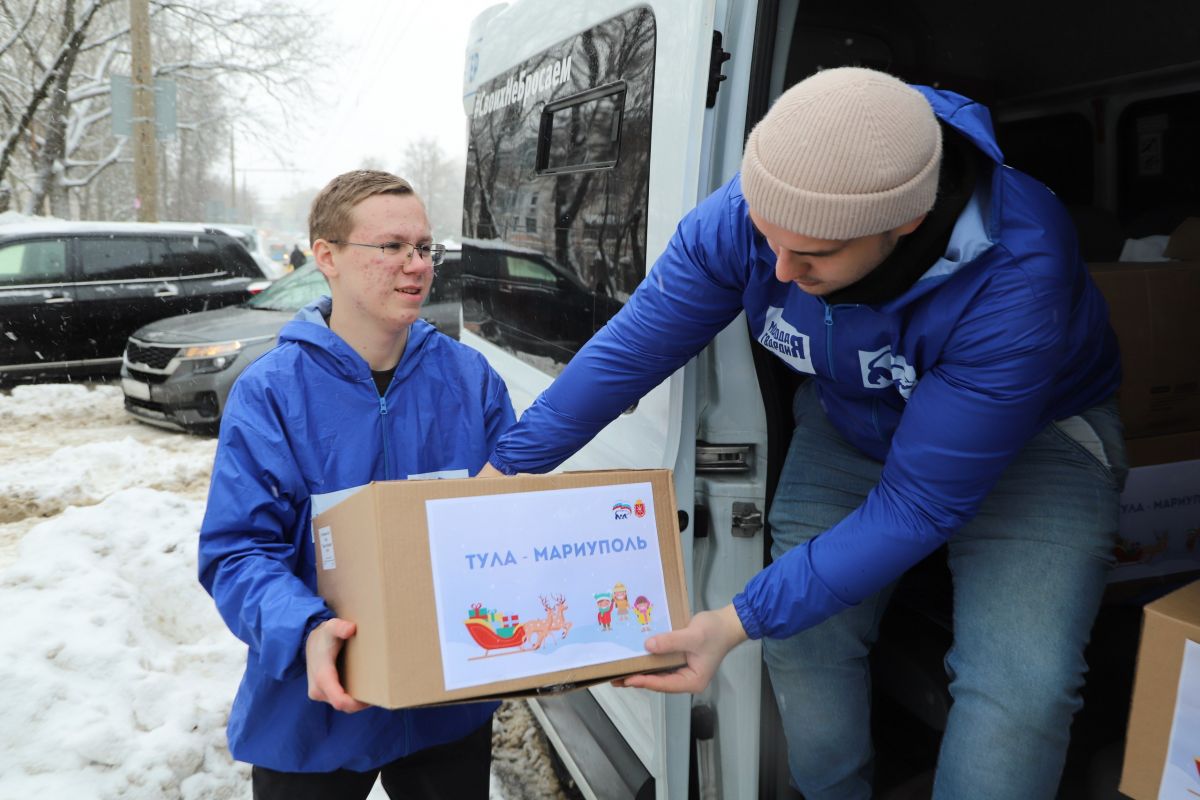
[741,67,942,240]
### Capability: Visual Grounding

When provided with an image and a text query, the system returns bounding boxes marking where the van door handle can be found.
[731,502,763,538]
[154,285,180,297]
[43,292,74,304]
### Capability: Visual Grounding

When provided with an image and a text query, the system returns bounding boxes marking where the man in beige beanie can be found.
[480,67,1123,799]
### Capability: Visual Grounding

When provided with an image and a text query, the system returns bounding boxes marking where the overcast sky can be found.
[237,0,504,204]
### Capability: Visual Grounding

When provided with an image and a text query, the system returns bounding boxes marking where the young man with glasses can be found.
[200,170,515,799]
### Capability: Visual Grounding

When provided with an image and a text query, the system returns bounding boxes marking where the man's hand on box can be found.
[475,462,504,478]
[615,605,748,694]
[306,618,371,713]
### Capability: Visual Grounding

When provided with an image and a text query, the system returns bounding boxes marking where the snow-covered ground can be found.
[0,383,577,800]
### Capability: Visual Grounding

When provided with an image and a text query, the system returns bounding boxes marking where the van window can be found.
[78,237,163,281]
[0,239,68,285]
[537,83,626,174]
[462,7,654,376]
[1117,91,1200,236]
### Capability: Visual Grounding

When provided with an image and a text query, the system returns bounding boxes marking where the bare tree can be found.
[0,0,108,211]
[0,0,317,217]
[397,136,465,240]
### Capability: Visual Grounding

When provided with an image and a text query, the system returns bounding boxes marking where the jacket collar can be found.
[279,296,435,382]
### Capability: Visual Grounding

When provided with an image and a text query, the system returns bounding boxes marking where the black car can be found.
[121,252,462,435]
[461,238,624,368]
[0,220,271,384]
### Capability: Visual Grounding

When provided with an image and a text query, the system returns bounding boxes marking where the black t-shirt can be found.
[371,367,396,396]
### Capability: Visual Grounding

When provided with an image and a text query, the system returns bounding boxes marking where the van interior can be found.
[749,2,1200,797]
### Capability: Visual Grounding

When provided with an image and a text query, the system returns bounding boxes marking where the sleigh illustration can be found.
[465,604,527,655]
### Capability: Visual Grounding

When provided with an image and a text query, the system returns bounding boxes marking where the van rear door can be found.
[461,2,722,796]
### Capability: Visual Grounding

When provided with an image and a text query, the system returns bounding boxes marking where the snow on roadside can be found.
[0,435,216,524]
[0,384,572,800]
[0,487,250,798]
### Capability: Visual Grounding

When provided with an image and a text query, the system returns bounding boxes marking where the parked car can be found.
[0,220,272,385]
[461,237,623,371]
[214,224,286,279]
[120,250,462,434]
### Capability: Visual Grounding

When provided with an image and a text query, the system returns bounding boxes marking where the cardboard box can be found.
[1120,580,1200,799]
[1126,429,1200,468]
[313,469,689,708]
[1089,261,1200,437]
[1164,217,1200,261]
[1111,458,1200,583]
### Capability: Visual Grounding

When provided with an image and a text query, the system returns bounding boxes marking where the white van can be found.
[460,2,1200,797]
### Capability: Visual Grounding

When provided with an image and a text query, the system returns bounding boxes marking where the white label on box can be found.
[317,526,336,571]
[1159,639,1200,799]
[407,469,469,481]
[426,481,670,691]
[1112,460,1200,583]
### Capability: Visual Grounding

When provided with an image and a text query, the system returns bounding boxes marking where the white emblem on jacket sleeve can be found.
[758,307,815,374]
[859,345,919,399]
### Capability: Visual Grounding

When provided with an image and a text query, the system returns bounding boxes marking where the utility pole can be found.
[130,0,157,221]
[230,131,236,219]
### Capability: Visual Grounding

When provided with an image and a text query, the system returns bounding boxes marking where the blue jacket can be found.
[488,87,1120,640]
[198,300,516,772]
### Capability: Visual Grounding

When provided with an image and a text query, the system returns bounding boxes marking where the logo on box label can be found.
[634,500,646,518]
[613,502,632,520]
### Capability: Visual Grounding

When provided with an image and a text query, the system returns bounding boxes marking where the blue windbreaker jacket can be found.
[488,86,1121,640]
[198,300,516,772]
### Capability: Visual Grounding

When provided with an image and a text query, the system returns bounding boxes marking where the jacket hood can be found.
[867,86,1004,309]
[915,85,1004,165]
[277,296,438,382]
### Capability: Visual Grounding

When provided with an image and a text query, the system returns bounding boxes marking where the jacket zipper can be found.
[823,303,836,380]
[378,393,392,480]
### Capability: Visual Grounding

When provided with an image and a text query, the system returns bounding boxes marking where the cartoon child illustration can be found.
[595,592,614,631]
[633,595,653,632]
[613,581,631,623]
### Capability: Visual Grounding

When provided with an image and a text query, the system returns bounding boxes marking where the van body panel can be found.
[462,1,729,796]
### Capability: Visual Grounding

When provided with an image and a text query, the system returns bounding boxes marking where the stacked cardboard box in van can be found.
[1088,218,1200,582]
[1118,579,1200,799]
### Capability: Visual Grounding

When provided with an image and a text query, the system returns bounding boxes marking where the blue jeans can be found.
[762,384,1126,800]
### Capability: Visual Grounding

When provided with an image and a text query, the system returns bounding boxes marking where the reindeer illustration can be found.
[522,594,573,651]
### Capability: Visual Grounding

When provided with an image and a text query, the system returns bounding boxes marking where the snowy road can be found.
[0,384,576,800]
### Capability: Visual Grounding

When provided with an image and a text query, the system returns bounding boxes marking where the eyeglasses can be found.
[328,239,446,267]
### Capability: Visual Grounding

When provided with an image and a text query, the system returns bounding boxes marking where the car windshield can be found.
[245,263,329,311]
